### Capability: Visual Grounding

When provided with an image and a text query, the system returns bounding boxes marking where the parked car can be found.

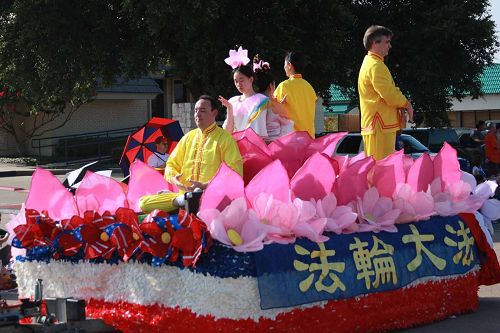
[402,127,477,169]
[334,133,471,172]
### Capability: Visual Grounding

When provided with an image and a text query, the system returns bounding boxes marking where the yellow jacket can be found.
[358,52,408,134]
[274,74,316,137]
[165,122,243,191]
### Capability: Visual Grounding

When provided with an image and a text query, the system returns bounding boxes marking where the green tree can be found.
[0,0,158,153]
[143,0,354,100]
[342,0,498,127]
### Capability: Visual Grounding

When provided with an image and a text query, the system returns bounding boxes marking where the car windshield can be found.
[401,135,429,153]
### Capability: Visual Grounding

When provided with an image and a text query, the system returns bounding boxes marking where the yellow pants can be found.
[362,131,396,161]
[138,192,179,213]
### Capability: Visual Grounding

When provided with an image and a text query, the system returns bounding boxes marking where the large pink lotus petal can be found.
[333,155,348,175]
[25,167,79,219]
[219,197,248,230]
[372,196,394,217]
[235,211,268,252]
[294,198,317,222]
[127,160,173,212]
[246,160,290,205]
[268,131,313,177]
[362,187,380,212]
[6,204,26,249]
[211,219,231,245]
[348,152,367,166]
[316,193,338,217]
[75,171,127,215]
[293,218,329,243]
[233,128,271,155]
[371,150,406,198]
[433,142,461,190]
[291,153,336,201]
[199,163,245,212]
[410,192,435,220]
[233,129,274,184]
[307,132,348,157]
[334,156,375,205]
[407,153,434,192]
[197,208,220,229]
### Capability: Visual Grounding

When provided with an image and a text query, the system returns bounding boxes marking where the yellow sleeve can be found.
[371,63,408,108]
[164,134,187,181]
[220,133,243,177]
[273,81,286,102]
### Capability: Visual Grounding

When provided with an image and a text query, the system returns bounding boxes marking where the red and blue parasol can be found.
[119,117,184,176]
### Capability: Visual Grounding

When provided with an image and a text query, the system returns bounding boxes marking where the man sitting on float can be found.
[139,95,243,213]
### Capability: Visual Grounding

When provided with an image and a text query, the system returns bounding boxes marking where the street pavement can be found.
[0,164,499,332]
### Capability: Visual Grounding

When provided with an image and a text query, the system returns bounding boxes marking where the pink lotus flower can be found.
[233,129,346,182]
[314,193,358,234]
[252,192,327,244]
[352,187,401,233]
[198,198,268,252]
[429,178,477,216]
[393,183,435,223]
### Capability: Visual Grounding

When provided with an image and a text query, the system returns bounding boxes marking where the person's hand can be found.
[268,96,290,119]
[218,96,232,111]
[406,102,414,123]
[170,174,189,192]
[187,179,208,192]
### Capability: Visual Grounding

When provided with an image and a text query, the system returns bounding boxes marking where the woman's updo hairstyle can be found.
[253,54,273,94]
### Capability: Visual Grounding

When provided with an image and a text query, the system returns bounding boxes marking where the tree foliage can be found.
[142,0,355,99]
[343,0,498,127]
[0,0,158,151]
[0,0,497,153]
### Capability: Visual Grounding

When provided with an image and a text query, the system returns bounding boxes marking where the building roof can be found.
[328,84,350,102]
[97,77,162,94]
[325,85,353,114]
[479,63,500,94]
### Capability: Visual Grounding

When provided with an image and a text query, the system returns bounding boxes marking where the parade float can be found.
[6,129,500,333]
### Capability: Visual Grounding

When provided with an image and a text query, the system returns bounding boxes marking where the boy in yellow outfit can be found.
[139,95,243,213]
[358,25,413,160]
[274,51,317,137]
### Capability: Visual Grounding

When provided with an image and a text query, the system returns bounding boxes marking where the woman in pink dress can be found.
[218,47,291,141]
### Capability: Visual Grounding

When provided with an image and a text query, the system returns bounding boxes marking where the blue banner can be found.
[254,215,478,310]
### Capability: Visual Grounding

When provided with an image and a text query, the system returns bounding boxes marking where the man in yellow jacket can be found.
[358,25,413,160]
[139,95,243,213]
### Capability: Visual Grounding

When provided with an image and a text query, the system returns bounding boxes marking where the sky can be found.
[491,1,500,62]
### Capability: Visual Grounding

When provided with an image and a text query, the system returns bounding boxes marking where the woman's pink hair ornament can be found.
[224,46,251,69]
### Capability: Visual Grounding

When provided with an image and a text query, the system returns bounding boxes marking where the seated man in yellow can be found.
[273,51,317,137]
[358,25,414,160]
[139,95,243,213]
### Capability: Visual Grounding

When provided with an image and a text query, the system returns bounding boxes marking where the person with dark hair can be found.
[138,95,243,213]
[253,55,294,140]
[218,46,272,140]
[471,120,486,147]
[147,136,170,169]
[273,51,317,137]
[358,25,414,160]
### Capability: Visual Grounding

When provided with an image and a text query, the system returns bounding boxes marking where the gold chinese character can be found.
[349,236,397,289]
[444,221,475,266]
[402,224,447,271]
[293,243,346,294]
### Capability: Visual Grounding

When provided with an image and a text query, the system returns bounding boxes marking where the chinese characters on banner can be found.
[254,215,477,310]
